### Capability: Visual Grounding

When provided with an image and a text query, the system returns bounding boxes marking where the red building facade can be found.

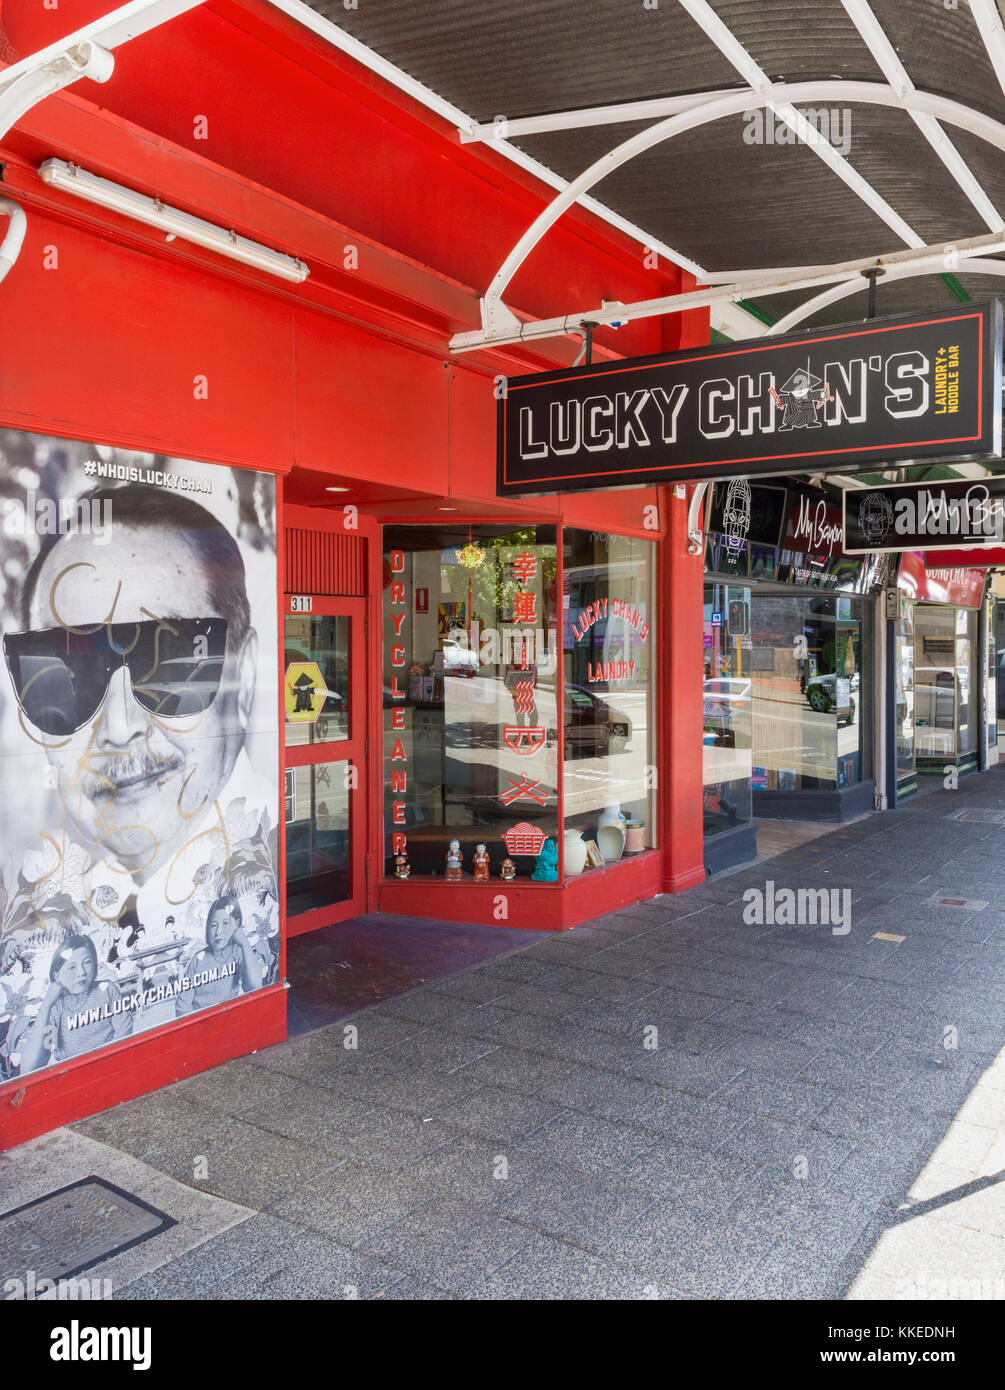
[0,0,708,1147]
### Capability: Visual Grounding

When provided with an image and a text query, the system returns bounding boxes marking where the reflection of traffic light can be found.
[727,599,749,636]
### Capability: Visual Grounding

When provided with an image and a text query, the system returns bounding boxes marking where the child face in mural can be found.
[27,525,258,883]
[206,902,239,954]
[53,943,97,998]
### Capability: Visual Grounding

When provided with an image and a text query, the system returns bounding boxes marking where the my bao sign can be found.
[843,475,1005,554]
[497,303,1002,496]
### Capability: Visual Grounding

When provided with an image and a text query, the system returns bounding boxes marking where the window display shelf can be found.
[378,849,664,931]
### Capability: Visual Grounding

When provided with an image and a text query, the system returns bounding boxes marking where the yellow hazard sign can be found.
[284,660,328,724]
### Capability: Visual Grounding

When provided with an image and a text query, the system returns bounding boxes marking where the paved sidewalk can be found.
[12,768,1005,1299]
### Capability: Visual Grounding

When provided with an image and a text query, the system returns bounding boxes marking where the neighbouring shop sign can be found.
[924,546,1005,568]
[897,552,986,607]
[783,493,843,556]
[844,475,1005,554]
[497,302,1002,496]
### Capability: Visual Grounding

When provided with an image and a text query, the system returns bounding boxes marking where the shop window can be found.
[895,599,916,790]
[995,601,1005,754]
[747,594,867,791]
[381,526,558,879]
[984,597,996,758]
[703,582,753,836]
[283,614,350,745]
[561,530,657,871]
[286,761,351,914]
[914,605,977,760]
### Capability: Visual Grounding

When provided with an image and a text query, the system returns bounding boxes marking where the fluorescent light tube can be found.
[38,158,308,283]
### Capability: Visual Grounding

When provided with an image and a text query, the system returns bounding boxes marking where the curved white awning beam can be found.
[481,81,1005,331]
[0,197,26,283]
[452,230,1005,351]
[0,1,206,143]
[765,258,1005,336]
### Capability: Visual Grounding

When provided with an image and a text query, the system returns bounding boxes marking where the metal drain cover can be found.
[0,1177,175,1290]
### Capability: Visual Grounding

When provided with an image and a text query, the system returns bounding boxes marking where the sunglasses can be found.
[3,618,228,737]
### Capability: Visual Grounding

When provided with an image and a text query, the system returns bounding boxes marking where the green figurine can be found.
[530,838,558,882]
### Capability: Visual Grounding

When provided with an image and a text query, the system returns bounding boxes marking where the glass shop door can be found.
[283,596,366,935]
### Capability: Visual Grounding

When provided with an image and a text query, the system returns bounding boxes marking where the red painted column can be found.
[661,485,705,893]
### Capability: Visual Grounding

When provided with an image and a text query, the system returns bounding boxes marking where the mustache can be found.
[81,750,183,794]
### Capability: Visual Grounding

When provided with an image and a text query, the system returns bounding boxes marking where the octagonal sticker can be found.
[284,660,328,724]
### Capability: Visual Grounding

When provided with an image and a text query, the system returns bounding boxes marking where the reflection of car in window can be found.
[805,673,855,726]
[702,677,751,730]
[440,635,479,675]
[563,684,632,756]
[138,657,225,716]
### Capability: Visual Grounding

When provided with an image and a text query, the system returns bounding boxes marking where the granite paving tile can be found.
[726,1240,850,1299]
[512,1110,659,1175]
[71,1090,217,1157]
[268,1162,432,1244]
[112,1216,305,1299]
[501,1162,661,1253]
[482,983,590,1020]
[619,1143,762,1217]
[324,1060,483,1118]
[474,1233,681,1300]
[601,1208,779,1296]
[357,1196,535,1296]
[435,1085,566,1145]
[712,1070,838,1126]
[337,1106,463,1173]
[621,1047,746,1097]
[207,1233,406,1300]
[379,1276,457,1299]
[728,1115,856,1181]
[404,1133,550,1209]
[616,1089,750,1154]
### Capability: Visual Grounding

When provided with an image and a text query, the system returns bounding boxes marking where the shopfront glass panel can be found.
[382,526,559,879]
[835,597,864,787]
[703,582,753,835]
[895,600,916,788]
[747,594,866,791]
[914,605,977,758]
[984,598,996,757]
[562,531,657,864]
[958,608,978,756]
[995,601,1005,754]
[285,761,351,914]
[284,614,350,745]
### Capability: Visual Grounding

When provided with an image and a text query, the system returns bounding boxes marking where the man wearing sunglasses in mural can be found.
[0,482,279,1079]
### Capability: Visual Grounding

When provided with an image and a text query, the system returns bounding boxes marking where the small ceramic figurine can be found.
[446,838,463,881]
[499,857,516,881]
[394,851,410,880]
[473,843,490,881]
[530,838,558,882]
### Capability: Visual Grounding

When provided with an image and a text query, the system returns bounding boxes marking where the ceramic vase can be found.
[596,805,626,862]
[563,828,588,876]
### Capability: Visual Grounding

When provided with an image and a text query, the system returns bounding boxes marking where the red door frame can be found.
[282,594,368,936]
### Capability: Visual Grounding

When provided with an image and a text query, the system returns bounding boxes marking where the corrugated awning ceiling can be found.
[302,0,1005,340]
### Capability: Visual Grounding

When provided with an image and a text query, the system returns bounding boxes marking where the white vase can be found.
[596,806,626,862]
[563,828,588,876]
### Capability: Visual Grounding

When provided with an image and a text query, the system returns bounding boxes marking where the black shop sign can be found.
[497,302,1002,496]
[843,475,1005,554]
